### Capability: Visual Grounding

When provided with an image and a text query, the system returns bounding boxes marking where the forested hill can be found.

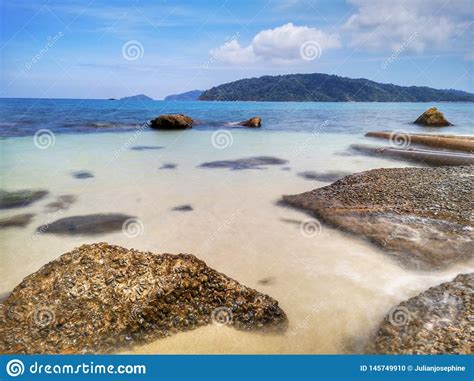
[198,73,474,102]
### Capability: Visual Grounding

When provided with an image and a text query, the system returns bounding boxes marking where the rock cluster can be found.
[0,243,287,354]
[414,107,452,127]
[150,114,194,129]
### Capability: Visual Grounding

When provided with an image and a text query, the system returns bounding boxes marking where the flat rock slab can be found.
[171,204,193,212]
[369,273,473,354]
[72,171,94,179]
[199,156,288,170]
[129,145,164,151]
[0,190,48,209]
[36,214,135,235]
[282,166,473,270]
[0,243,287,354]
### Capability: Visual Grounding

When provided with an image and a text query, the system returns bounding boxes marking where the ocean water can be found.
[0,99,473,354]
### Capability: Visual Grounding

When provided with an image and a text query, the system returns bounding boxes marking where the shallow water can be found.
[1,101,473,354]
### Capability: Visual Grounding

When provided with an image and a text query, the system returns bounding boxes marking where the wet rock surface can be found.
[239,117,261,128]
[369,273,473,354]
[36,214,134,236]
[282,166,473,270]
[0,213,35,229]
[0,190,48,209]
[150,114,194,129]
[72,171,94,179]
[199,156,288,170]
[297,171,351,182]
[159,163,178,170]
[414,107,452,127]
[0,243,288,354]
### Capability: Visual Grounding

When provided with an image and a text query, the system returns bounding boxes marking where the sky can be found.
[1,0,473,99]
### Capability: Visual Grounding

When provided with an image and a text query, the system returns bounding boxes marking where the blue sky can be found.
[1,0,473,99]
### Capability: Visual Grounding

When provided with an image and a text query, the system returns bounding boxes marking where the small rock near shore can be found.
[414,107,452,127]
[150,114,194,129]
[239,117,261,128]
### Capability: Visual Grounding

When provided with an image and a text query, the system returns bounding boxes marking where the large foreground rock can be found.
[369,273,473,354]
[282,166,473,270]
[0,243,287,354]
[150,114,194,129]
[414,107,452,127]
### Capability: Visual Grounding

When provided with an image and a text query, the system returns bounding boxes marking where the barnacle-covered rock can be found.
[0,243,287,354]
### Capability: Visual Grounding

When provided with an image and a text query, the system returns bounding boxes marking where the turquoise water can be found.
[1,99,473,137]
[1,100,473,354]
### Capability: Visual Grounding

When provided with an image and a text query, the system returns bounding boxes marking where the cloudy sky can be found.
[1,0,473,99]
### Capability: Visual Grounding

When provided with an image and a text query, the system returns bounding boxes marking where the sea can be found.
[1,98,473,354]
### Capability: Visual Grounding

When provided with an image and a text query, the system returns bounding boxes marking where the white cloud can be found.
[343,0,473,53]
[210,23,340,64]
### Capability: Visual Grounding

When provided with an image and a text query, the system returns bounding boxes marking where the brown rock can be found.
[0,243,287,354]
[150,114,194,129]
[414,107,452,127]
[368,273,473,354]
[282,166,474,270]
[239,117,261,128]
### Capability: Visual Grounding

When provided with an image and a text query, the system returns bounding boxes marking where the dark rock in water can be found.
[0,190,48,209]
[150,114,194,129]
[129,145,164,151]
[36,214,135,236]
[0,213,35,229]
[159,163,178,170]
[171,204,193,212]
[199,156,288,170]
[258,277,276,286]
[282,166,474,270]
[0,243,288,354]
[44,195,76,212]
[414,107,452,127]
[369,273,473,354]
[281,167,291,171]
[239,117,261,128]
[297,171,351,182]
[72,171,94,179]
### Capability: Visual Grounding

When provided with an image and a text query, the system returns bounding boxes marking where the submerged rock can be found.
[199,156,288,170]
[0,190,48,209]
[369,273,473,354]
[0,213,35,229]
[72,171,94,179]
[36,213,135,235]
[414,107,452,127]
[150,114,194,129]
[239,117,261,128]
[44,195,76,212]
[171,204,193,212]
[282,166,473,270]
[297,171,351,182]
[129,145,164,151]
[0,243,288,354]
[159,163,178,170]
